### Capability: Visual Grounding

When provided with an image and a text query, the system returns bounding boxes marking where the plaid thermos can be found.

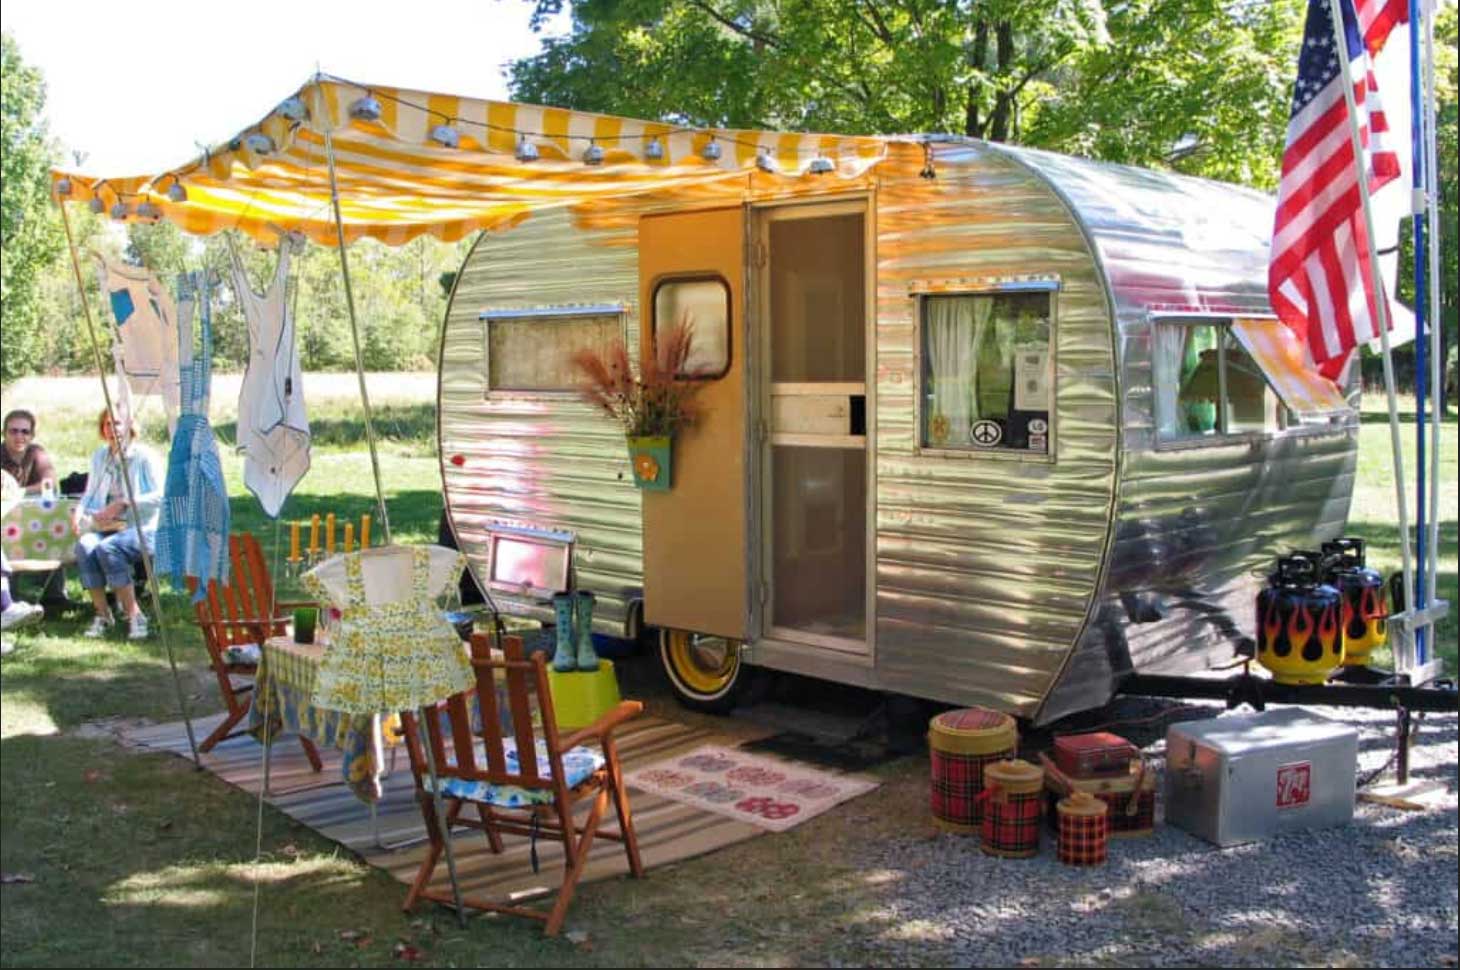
[1057,791,1110,866]
[928,708,1017,833]
[978,759,1045,858]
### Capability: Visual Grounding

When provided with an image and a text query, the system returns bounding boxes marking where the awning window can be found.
[1230,318,1352,420]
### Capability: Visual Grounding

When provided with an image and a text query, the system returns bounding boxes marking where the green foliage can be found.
[0,33,64,381]
[510,0,1301,184]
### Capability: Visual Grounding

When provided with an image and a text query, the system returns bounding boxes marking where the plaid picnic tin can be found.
[978,759,1044,858]
[929,707,1017,833]
[1056,791,1110,866]
[1039,752,1157,837]
[1052,731,1139,777]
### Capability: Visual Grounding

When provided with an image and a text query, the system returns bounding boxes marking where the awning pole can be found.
[1421,0,1443,657]
[1408,0,1429,664]
[322,125,465,925]
[57,199,201,765]
[320,129,392,547]
[1327,0,1417,671]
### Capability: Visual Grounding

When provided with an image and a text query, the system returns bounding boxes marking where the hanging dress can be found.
[154,272,230,600]
[95,257,181,436]
[302,547,473,714]
[230,240,310,518]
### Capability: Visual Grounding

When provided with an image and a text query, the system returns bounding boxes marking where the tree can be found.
[509,0,1303,184]
[1,33,64,382]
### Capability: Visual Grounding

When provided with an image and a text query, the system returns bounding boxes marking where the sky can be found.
[1,0,568,176]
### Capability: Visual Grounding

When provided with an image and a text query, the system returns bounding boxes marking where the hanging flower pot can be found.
[626,435,672,491]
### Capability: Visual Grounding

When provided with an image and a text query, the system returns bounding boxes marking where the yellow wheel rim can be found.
[665,630,739,696]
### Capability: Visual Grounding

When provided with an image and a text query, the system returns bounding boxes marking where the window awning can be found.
[1230,318,1352,420]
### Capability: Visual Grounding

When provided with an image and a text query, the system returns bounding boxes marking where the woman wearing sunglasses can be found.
[1,409,56,495]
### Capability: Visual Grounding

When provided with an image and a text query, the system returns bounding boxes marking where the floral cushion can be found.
[222,643,263,666]
[424,739,605,809]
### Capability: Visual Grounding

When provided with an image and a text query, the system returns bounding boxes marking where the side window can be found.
[652,276,731,379]
[484,308,624,393]
[920,289,1054,455]
[1155,319,1288,442]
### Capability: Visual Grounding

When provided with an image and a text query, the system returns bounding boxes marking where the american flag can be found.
[1269,0,1407,373]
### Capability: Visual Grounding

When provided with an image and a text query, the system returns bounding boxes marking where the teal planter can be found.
[626,435,672,491]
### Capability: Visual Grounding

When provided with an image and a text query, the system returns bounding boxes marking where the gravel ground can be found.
[851,706,1458,968]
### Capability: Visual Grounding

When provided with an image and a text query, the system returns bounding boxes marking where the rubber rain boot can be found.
[573,590,600,672]
[552,593,577,672]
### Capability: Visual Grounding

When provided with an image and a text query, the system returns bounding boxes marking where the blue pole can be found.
[1408,0,1428,664]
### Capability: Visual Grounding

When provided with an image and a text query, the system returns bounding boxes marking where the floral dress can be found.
[302,547,474,714]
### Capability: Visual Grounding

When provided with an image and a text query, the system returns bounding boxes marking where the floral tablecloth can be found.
[248,636,397,803]
[2,494,77,564]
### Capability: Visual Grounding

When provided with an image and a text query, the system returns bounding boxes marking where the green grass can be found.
[1,382,1454,967]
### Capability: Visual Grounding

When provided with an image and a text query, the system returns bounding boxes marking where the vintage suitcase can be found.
[1040,752,1156,837]
[1164,708,1358,846]
[1053,731,1140,777]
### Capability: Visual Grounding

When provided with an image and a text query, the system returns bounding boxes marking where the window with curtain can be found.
[920,290,1053,455]
[1154,319,1287,443]
[653,276,730,379]
[486,311,624,392]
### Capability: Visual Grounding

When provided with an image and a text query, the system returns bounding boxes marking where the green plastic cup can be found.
[293,607,318,645]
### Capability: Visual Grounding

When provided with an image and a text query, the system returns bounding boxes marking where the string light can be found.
[582,140,605,165]
[55,177,73,197]
[644,137,665,161]
[167,179,189,203]
[808,154,835,175]
[278,96,309,122]
[136,201,162,220]
[755,149,778,174]
[245,133,276,154]
[701,136,722,162]
[111,201,131,220]
[430,124,461,149]
[515,135,539,163]
[349,94,382,122]
[90,197,106,213]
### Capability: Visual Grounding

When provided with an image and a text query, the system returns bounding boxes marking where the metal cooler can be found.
[1164,708,1358,846]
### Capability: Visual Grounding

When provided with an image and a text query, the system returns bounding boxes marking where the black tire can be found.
[658,629,755,714]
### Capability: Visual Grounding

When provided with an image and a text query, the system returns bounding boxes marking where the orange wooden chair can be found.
[399,633,644,936]
[188,532,321,768]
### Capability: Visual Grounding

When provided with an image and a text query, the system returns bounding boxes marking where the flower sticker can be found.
[50,521,69,538]
[3,523,20,542]
[929,412,951,446]
[633,452,660,483]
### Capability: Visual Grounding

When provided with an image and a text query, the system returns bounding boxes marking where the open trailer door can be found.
[638,208,750,639]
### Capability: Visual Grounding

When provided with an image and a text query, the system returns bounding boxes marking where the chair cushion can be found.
[222,643,263,667]
[424,739,605,809]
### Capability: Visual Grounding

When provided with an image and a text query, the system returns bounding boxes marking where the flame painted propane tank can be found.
[1256,555,1343,685]
[1321,537,1388,667]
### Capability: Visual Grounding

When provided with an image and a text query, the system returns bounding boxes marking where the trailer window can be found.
[484,309,624,392]
[652,276,731,379]
[920,291,1053,455]
[1154,319,1287,442]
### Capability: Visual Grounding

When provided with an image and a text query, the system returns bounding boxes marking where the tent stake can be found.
[57,199,201,766]
[322,126,466,925]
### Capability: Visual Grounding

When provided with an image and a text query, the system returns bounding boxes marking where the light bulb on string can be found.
[808,154,835,175]
[55,177,73,197]
[167,179,188,203]
[245,133,276,155]
[755,149,778,174]
[430,124,461,149]
[583,141,605,165]
[644,137,665,161]
[111,201,131,220]
[701,136,722,162]
[349,94,382,122]
[278,96,309,123]
[136,201,161,220]
[515,135,540,163]
[89,197,106,214]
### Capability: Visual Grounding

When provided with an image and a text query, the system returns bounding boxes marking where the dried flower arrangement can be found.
[570,314,702,438]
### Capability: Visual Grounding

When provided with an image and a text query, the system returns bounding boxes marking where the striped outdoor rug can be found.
[123,713,765,903]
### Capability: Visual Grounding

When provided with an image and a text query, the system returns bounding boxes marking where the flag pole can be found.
[1407,0,1429,665]
[1325,0,1416,669]
[1421,0,1441,648]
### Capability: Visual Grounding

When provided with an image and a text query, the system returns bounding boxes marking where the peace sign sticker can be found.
[970,420,1003,447]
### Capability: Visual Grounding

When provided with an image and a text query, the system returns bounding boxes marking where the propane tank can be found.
[1255,554,1344,685]
[1321,537,1388,668]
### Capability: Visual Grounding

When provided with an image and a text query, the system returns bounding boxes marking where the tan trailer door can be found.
[639,208,749,639]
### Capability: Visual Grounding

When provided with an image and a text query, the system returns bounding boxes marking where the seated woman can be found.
[74,410,163,640]
[2,409,57,495]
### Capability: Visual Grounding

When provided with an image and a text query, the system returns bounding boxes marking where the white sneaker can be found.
[1,601,44,631]
[1,636,14,656]
[84,614,116,638]
[128,613,150,640]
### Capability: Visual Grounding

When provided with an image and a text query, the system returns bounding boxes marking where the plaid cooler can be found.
[1057,793,1110,866]
[929,708,1016,833]
[977,759,1044,858]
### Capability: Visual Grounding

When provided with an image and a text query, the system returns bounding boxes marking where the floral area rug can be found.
[624,743,879,832]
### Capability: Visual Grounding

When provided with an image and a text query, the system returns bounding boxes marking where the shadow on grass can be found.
[212,403,437,452]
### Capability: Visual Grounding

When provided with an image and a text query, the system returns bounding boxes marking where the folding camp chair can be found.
[399,633,644,935]
[188,531,321,767]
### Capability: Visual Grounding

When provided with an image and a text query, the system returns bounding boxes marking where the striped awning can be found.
[48,76,892,248]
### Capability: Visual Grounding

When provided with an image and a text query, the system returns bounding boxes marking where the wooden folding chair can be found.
[400,633,644,936]
[188,532,321,768]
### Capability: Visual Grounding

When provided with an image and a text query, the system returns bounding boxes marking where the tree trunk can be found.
[988,22,1015,143]
[965,21,990,137]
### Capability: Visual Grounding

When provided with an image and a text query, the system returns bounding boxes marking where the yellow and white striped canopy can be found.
[49,76,892,247]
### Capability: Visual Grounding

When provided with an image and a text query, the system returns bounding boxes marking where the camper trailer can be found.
[437,136,1357,725]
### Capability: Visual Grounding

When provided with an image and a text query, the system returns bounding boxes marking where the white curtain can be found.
[1152,324,1188,439]
[925,297,991,445]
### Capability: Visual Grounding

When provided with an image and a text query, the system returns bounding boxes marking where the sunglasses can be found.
[5,427,33,436]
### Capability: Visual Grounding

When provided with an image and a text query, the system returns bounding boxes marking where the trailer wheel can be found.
[659,629,750,714]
